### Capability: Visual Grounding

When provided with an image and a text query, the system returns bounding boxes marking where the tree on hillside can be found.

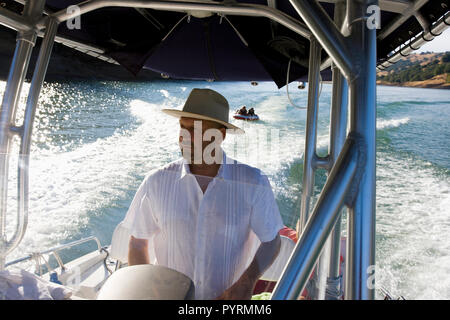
[443,52,450,63]
[377,52,450,83]
[445,63,450,73]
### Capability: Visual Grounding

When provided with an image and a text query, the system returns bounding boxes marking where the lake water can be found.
[1,80,449,299]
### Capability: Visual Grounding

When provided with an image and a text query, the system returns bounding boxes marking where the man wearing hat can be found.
[122,88,284,300]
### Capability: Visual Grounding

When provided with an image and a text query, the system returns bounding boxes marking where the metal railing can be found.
[0,0,47,271]
[272,0,377,300]
[0,0,428,300]
[377,10,450,70]
[36,0,312,39]
[5,236,102,272]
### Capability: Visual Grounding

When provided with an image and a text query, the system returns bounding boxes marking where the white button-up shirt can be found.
[121,152,284,299]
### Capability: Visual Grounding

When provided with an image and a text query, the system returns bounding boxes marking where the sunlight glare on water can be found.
[0,80,449,299]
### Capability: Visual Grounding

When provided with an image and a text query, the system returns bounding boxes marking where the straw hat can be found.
[162,88,244,134]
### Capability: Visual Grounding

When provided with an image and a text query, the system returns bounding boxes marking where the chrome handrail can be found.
[36,0,311,39]
[0,0,47,271]
[5,236,103,270]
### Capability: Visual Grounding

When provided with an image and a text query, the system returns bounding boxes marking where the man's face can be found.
[179,117,226,164]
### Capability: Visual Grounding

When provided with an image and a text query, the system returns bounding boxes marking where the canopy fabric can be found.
[3,0,448,86]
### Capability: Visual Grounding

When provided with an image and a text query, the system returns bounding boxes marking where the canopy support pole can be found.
[324,61,348,299]
[297,38,322,234]
[273,0,377,300]
[325,0,348,300]
[0,6,34,32]
[295,37,324,300]
[0,0,45,271]
[38,0,312,39]
[311,0,350,300]
[345,0,377,300]
[0,0,56,270]
[272,133,362,299]
[288,0,355,80]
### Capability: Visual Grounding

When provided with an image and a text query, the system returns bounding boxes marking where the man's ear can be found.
[220,127,227,141]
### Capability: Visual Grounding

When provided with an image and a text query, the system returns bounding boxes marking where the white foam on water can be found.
[4,96,182,263]
[1,80,449,300]
[159,89,170,98]
[223,93,309,176]
[377,117,410,130]
[376,154,450,299]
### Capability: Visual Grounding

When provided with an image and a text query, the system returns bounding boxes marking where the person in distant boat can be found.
[121,88,283,300]
[248,108,255,116]
[238,105,248,115]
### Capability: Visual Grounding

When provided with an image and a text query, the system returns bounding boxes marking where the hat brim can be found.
[162,109,245,134]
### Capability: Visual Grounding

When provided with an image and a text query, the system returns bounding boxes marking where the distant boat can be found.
[233,113,260,121]
[298,81,306,89]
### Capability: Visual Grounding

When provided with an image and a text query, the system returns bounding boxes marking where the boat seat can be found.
[96,264,194,300]
[259,235,296,282]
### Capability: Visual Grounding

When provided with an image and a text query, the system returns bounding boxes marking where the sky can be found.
[417,28,450,53]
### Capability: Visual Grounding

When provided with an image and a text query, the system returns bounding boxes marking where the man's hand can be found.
[215,273,256,300]
[128,236,150,265]
[215,234,281,300]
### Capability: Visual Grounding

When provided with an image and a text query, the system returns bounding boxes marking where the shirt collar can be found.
[180,150,231,180]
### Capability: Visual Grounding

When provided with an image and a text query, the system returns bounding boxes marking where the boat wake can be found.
[377,117,410,130]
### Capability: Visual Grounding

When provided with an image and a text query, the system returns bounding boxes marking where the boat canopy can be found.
[1,0,449,86]
[0,0,449,300]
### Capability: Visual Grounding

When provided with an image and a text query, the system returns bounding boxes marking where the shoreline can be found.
[376,80,450,90]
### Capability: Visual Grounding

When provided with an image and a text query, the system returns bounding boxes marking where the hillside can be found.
[377,52,450,89]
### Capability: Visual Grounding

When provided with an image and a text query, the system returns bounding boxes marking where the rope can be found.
[286,59,307,109]
[409,43,421,51]
[325,275,343,300]
[286,59,322,110]
[384,59,395,66]
[399,36,413,58]
[408,37,421,51]
[399,49,410,57]
[421,32,434,42]
[379,287,406,300]
[161,15,188,42]
[100,247,113,275]
[429,27,442,37]
[221,15,248,47]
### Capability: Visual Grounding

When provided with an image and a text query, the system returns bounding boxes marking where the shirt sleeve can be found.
[250,174,285,243]
[121,176,159,239]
